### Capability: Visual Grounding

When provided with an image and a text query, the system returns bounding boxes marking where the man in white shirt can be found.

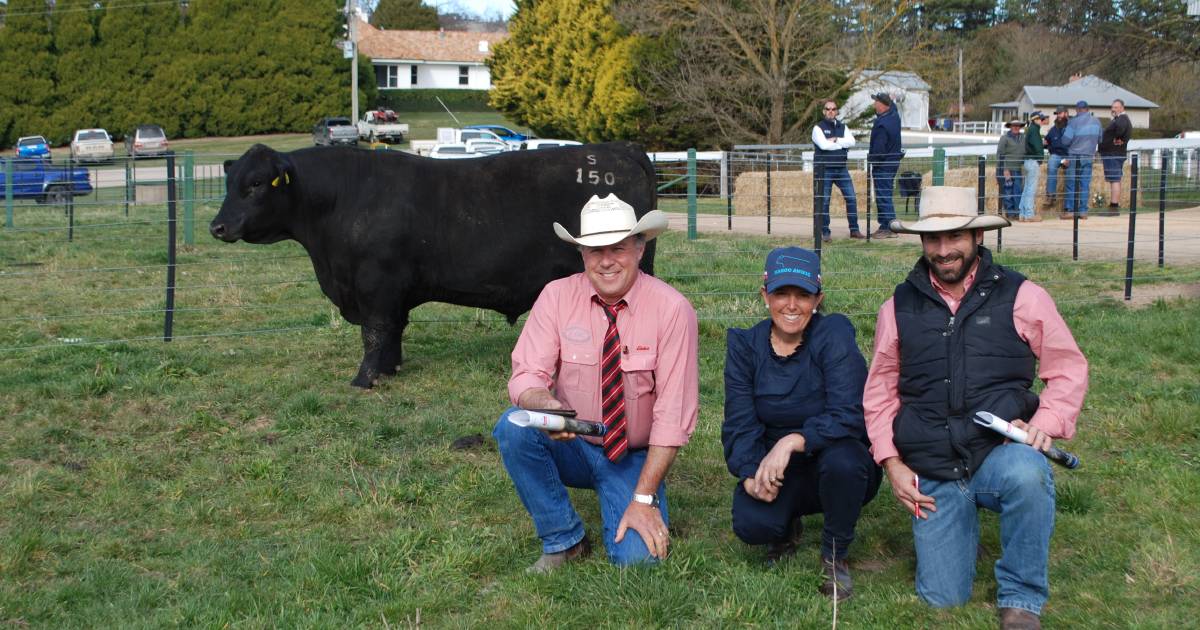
[812,100,865,242]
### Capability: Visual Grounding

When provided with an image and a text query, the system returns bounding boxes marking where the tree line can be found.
[0,0,375,147]
[488,0,1200,149]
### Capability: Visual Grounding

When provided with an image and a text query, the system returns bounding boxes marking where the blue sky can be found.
[423,0,516,19]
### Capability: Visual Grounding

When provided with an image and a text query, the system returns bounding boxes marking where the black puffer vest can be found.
[892,247,1039,481]
[814,119,849,168]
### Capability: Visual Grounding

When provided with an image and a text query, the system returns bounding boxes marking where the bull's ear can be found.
[271,153,296,188]
[223,159,234,174]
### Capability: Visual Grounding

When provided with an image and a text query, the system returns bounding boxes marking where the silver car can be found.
[126,124,169,158]
[71,128,114,163]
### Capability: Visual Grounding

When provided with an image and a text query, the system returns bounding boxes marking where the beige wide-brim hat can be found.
[553,194,668,247]
[889,186,1010,234]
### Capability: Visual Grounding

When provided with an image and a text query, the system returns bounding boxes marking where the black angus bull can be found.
[210,142,658,388]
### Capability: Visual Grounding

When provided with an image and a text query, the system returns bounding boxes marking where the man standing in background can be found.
[996,120,1026,219]
[867,93,903,239]
[1061,100,1102,220]
[1042,106,1070,211]
[813,100,865,242]
[1020,112,1047,222]
[1098,99,1132,217]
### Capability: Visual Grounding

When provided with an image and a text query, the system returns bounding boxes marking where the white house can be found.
[990,75,1159,128]
[355,20,507,91]
[842,70,931,130]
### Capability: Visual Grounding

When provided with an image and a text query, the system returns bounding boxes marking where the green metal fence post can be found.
[183,151,195,246]
[687,148,697,240]
[933,147,946,185]
[4,158,12,228]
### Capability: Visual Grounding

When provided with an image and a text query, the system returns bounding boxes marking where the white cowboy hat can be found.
[889,186,1010,234]
[553,194,668,247]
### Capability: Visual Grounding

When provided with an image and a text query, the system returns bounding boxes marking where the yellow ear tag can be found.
[271,176,281,187]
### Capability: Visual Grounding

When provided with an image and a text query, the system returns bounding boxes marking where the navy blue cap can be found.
[763,247,822,294]
[1075,100,1089,109]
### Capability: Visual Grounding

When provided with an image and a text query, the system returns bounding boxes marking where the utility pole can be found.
[957,47,964,127]
[346,0,359,122]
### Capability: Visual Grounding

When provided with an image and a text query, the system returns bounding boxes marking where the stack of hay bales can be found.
[734,169,870,217]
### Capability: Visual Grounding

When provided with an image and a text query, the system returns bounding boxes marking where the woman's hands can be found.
[745,434,806,502]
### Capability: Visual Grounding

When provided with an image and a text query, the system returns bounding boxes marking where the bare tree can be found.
[614,0,926,146]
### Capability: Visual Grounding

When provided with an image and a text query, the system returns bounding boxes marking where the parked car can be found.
[428,143,481,159]
[457,128,508,146]
[125,124,169,158]
[357,108,408,144]
[0,157,92,203]
[463,124,528,146]
[464,138,509,156]
[15,136,51,160]
[70,128,114,163]
[520,139,583,150]
[313,117,359,146]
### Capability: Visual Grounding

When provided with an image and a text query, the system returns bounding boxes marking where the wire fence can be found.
[2,146,1200,356]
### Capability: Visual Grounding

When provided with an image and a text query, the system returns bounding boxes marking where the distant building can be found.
[842,71,931,130]
[990,75,1159,128]
[355,20,507,91]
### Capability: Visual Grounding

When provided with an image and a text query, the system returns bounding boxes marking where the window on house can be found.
[374,65,400,89]
[410,65,418,87]
[459,66,469,86]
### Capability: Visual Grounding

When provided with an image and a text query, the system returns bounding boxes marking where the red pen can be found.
[911,474,922,518]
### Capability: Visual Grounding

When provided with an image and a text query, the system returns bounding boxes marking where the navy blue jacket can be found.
[1045,123,1069,156]
[722,313,869,480]
[868,107,902,166]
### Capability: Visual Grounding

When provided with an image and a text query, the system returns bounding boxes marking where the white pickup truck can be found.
[357,108,409,144]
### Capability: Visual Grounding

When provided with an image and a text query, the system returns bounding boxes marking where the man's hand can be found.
[1011,419,1053,453]
[752,434,804,499]
[883,457,936,519]
[515,388,574,440]
[615,501,670,559]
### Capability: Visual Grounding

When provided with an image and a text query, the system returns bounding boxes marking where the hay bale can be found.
[733,169,871,217]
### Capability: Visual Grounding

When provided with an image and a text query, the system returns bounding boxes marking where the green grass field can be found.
[1,194,1198,627]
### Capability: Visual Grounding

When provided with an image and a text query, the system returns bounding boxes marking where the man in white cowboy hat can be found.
[862,187,1088,629]
[493,193,699,572]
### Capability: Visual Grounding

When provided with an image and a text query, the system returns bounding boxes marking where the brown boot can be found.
[527,536,592,574]
[818,556,854,601]
[999,607,1041,630]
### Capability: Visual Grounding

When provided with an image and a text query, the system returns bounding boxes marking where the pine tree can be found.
[0,0,58,148]
[370,0,439,31]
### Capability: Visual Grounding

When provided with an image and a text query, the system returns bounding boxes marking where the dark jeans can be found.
[818,166,860,236]
[731,438,881,559]
[872,164,898,229]
[998,167,1023,216]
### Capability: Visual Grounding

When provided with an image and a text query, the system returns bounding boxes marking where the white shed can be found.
[843,70,931,130]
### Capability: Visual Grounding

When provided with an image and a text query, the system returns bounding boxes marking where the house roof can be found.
[857,70,930,91]
[1021,75,1158,109]
[355,19,507,63]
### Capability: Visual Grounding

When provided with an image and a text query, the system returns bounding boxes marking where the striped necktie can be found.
[595,296,628,462]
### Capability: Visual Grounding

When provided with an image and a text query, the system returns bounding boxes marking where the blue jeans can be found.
[731,438,880,559]
[493,407,667,566]
[1064,155,1093,214]
[872,164,898,229]
[818,167,861,236]
[1019,160,1040,219]
[998,167,1022,216]
[912,443,1056,615]
[1045,154,1066,197]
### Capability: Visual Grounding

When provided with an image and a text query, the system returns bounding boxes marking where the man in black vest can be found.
[812,99,865,242]
[863,187,1088,630]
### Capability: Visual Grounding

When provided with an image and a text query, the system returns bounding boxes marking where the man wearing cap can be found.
[867,92,903,238]
[812,99,865,241]
[1019,112,1048,222]
[996,120,1027,219]
[1061,100,1102,219]
[1098,99,1132,217]
[1042,106,1071,211]
[863,187,1088,629]
[493,193,699,572]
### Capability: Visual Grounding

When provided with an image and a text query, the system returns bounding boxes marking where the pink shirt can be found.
[508,271,699,448]
[864,263,1089,465]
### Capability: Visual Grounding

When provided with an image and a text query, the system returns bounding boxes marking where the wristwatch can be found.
[633,493,660,508]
